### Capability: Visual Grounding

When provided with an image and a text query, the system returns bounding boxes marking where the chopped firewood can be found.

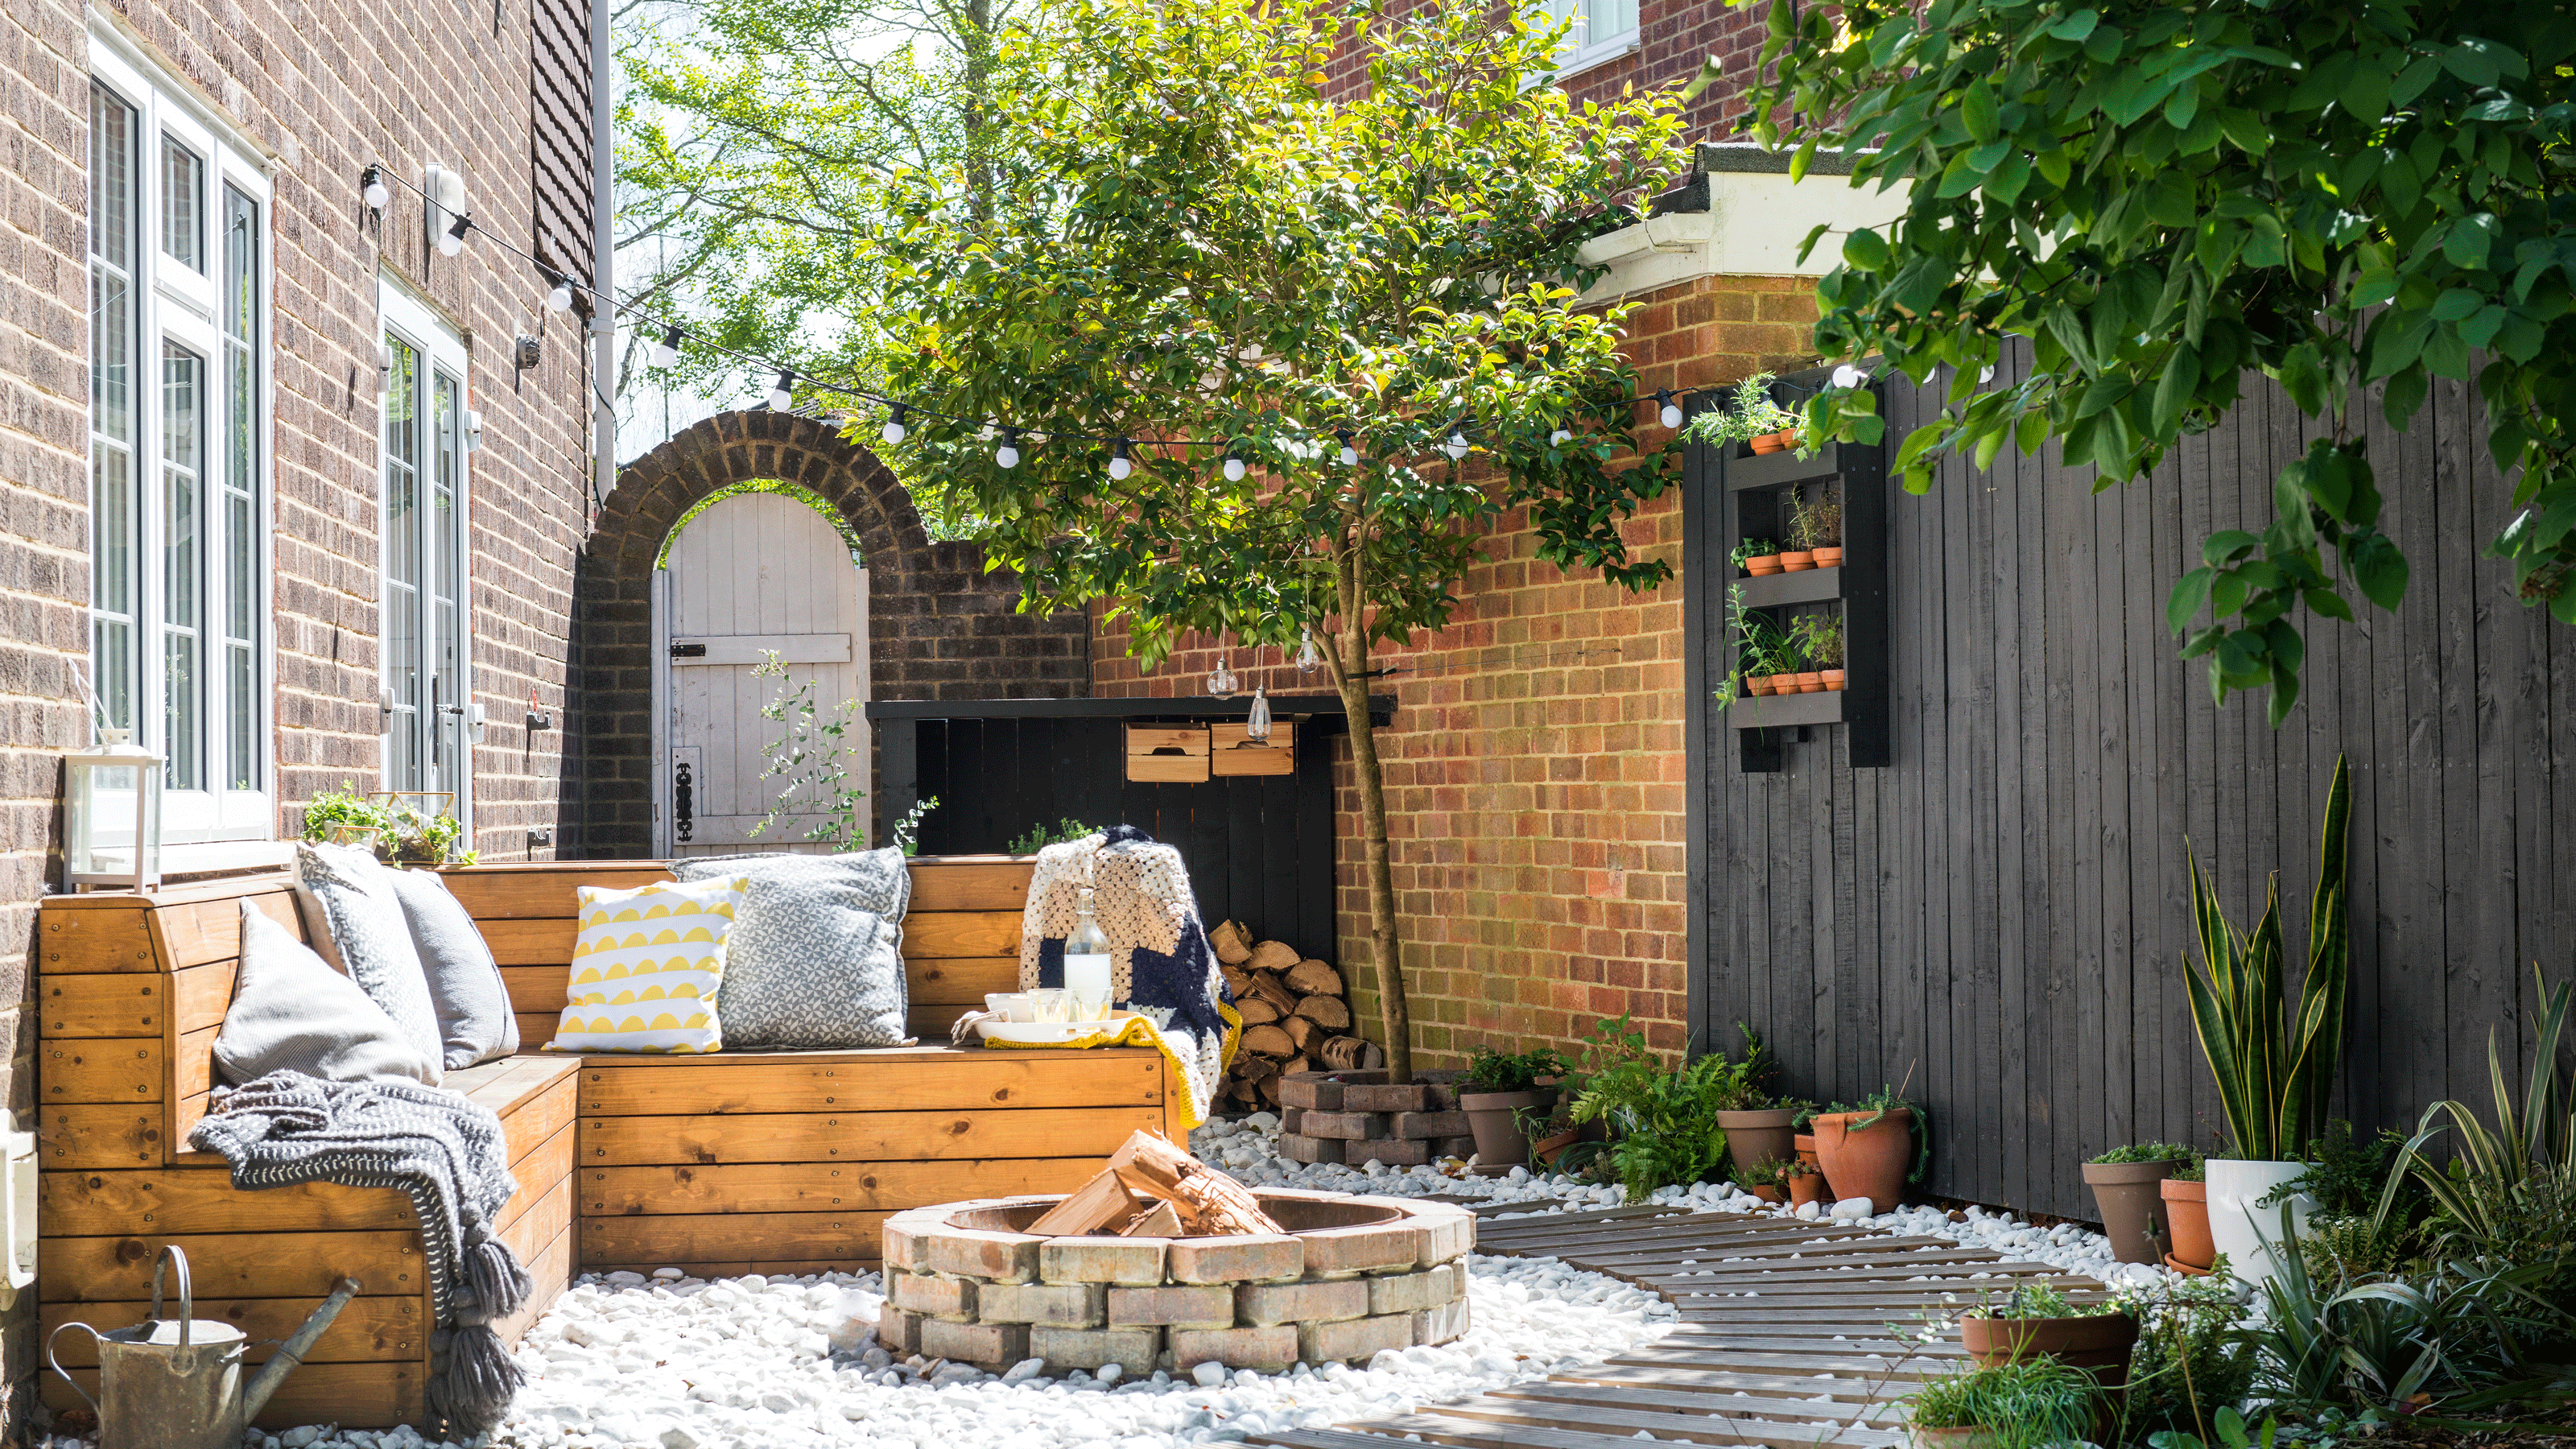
[1121,1200,1184,1237]
[1029,1167,1141,1235]
[1285,960,1344,996]
[1234,1054,1279,1083]
[1280,1053,1312,1076]
[1241,1023,1295,1058]
[1257,1075,1282,1105]
[1110,1129,1285,1236]
[1245,940,1300,974]
[1249,974,1300,1013]
[1210,921,1253,965]
[1285,1013,1326,1052]
[1292,994,1352,1031]
[1319,1034,1373,1071]
[1234,997,1281,1026]
[1219,964,1255,997]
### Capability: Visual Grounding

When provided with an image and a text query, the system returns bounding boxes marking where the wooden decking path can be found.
[1249,1203,2113,1449]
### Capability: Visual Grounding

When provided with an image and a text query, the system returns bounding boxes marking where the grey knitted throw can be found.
[189,1071,530,1433]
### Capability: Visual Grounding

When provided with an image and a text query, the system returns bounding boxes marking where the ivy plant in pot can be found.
[1904,1356,2107,1449]
[2185,755,2351,1290]
[1812,1082,1927,1213]
[1459,1046,1569,1170]
[2083,1141,2198,1265]
[1959,1282,2141,1386]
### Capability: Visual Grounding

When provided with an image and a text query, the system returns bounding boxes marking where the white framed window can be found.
[89,32,274,846]
[377,279,474,831]
[1538,0,1640,77]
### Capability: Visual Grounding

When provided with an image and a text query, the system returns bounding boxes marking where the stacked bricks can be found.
[877,1190,1473,1374]
[1275,1071,1476,1168]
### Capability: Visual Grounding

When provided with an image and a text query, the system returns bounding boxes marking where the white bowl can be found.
[975,1015,1141,1045]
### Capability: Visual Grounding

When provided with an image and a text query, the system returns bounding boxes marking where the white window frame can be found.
[89,28,276,848]
[1534,0,1641,80]
[376,276,476,836]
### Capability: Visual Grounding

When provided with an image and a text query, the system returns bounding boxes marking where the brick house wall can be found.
[1,0,594,1422]
[1092,270,1818,1069]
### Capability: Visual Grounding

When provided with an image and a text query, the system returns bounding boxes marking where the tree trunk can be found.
[1329,535,1412,1084]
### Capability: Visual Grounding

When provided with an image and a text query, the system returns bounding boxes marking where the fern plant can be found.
[1565,1015,1761,1202]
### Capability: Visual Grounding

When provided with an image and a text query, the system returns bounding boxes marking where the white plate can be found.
[976,1015,1142,1045]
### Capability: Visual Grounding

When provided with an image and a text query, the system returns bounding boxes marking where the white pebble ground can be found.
[36,1116,2156,1449]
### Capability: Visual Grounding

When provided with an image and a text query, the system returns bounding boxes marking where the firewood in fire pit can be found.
[1109,1129,1285,1236]
[1028,1166,1142,1235]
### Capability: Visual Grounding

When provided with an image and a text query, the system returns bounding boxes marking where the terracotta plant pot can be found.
[1788,1171,1827,1208]
[1459,1088,1557,1169]
[1821,670,1846,691]
[1532,1128,1581,1166]
[1779,550,1816,572]
[1716,1108,1798,1179]
[2161,1177,2215,1271]
[1795,671,1824,693]
[1811,546,1844,568]
[2084,1159,2181,1265]
[1767,675,1802,696]
[1749,430,1796,455]
[1812,1108,1913,1209]
[2163,1253,2211,1278]
[1794,1133,1821,1172]
[1745,1183,1786,1205]
[1746,675,1774,697]
[1960,1311,2140,1386]
[1745,555,1784,576]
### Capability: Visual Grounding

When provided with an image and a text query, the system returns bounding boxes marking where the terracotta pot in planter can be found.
[1746,675,1774,697]
[1794,671,1824,693]
[1748,429,1800,455]
[1788,1171,1827,1209]
[1960,1311,2140,1386]
[1766,675,1802,696]
[1811,1108,1913,1208]
[2161,1177,2215,1271]
[1716,1108,1798,1179]
[1745,554,1784,576]
[1821,670,1846,691]
[1459,1088,1558,1169]
[2084,1159,2181,1265]
[1779,550,1816,572]
[1812,546,1844,568]
[1745,1183,1787,1205]
[1532,1127,1581,1166]
[1793,1133,1821,1173]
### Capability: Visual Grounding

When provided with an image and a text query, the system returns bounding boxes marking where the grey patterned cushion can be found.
[674,848,912,1049]
[292,842,445,1083]
[384,867,521,1070]
[216,900,441,1087]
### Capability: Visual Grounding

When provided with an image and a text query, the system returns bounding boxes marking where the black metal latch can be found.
[669,642,707,658]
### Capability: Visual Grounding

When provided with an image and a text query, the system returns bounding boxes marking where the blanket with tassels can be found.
[189,1071,530,1434]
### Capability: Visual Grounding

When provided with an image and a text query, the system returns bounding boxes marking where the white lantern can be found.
[62,729,163,893]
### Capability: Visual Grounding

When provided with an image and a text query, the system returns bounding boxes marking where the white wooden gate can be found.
[654,491,869,857]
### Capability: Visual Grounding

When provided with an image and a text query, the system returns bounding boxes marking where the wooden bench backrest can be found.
[35,856,1034,1168]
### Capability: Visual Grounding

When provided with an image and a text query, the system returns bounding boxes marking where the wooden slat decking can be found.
[1252,1203,2112,1449]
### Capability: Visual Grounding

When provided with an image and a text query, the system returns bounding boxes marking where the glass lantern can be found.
[63,729,163,893]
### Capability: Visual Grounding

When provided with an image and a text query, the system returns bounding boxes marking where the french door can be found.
[378,283,471,819]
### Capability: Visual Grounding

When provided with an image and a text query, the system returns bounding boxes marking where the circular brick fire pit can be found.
[877,1187,1474,1375]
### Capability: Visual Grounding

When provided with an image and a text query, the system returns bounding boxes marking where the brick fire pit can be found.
[877,1187,1474,1375]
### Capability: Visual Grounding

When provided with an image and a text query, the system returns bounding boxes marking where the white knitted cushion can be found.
[543,874,747,1055]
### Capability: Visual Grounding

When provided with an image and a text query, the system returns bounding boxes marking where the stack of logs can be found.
[1212,921,1381,1110]
[1030,1129,1286,1236]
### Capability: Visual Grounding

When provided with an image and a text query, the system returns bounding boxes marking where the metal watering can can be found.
[49,1245,361,1449]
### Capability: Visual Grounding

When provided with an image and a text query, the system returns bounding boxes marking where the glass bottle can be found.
[1063,887,1114,1018]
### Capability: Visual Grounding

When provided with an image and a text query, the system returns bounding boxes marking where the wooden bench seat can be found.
[34,856,1166,1430]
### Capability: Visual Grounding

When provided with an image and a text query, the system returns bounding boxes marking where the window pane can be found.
[1587,0,1635,43]
[163,343,204,791]
[222,184,260,791]
[161,135,203,272]
[432,372,464,791]
[383,333,423,791]
[89,83,138,729]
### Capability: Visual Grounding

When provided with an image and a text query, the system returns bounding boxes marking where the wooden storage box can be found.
[1125,725,1211,782]
[1209,721,1294,776]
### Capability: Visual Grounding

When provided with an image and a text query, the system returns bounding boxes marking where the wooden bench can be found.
[35,856,1173,1428]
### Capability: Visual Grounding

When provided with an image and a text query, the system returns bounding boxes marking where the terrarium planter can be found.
[1794,671,1823,694]
[2208,1158,2314,1289]
[1744,553,1785,576]
[1716,1108,1798,1178]
[1821,670,1846,691]
[2161,1178,2215,1272]
[1748,428,1802,454]
[1961,1311,2140,1385]
[1459,1088,1558,1169]
[1811,1108,1913,1208]
[1779,550,1816,572]
[1812,546,1845,568]
[1788,1171,1827,1209]
[2083,1159,2181,1265]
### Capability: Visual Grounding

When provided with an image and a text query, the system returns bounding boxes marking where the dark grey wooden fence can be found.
[1686,354,2576,1221]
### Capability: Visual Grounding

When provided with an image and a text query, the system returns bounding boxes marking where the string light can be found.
[360,165,390,211]
[1206,654,1238,697]
[439,213,471,257]
[650,325,683,368]
[1223,446,1248,482]
[1108,438,1133,481]
[1657,389,1683,428]
[1443,429,1470,462]
[1295,627,1322,674]
[546,270,576,313]
[1831,364,1864,389]
[881,404,908,445]
[996,429,1022,469]
[768,369,796,411]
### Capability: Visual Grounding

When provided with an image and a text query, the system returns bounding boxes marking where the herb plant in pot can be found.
[1794,487,1844,568]
[2160,1156,2215,1274]
[2185,756,2351,1290]
[1784,1158,1827,1209]
[1737,1158,1789,1205]
[1711,1026,1798,1179]
[2083,1141,2197,1265]
[1905,1357,2105,1449]
[1734,537,1784,577]
[1713,586,1794,710]
[1679,373,1804,457]
[1958,1282,2140,1386]
[1812,1084,1926,1212]
[1459,1046,1569,1170]
[1792,613,1845,694]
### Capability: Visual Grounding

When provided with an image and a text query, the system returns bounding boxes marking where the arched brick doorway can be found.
[565,410,1089,857]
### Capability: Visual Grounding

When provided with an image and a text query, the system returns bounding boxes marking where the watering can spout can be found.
[242,1278,361,1420]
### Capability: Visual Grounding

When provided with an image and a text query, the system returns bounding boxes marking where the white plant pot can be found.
[2205,1158,2314,1290]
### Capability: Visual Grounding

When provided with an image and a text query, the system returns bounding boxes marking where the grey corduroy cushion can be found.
[293,842,446,1082]
[214,900,442,1087]
[673,848,912,1049]
[384,868,521,1070]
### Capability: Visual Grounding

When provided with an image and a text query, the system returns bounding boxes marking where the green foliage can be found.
[1788,486,1843,551]
[1680,373,1806,448]
[2170,1157,2207,1183]
[1008,818,1100,854]
[1905,1357,2105,1448]
[1711,1022,1779,1110]
[1790,611,1844,670]
[1713,584,1799,707]
[2091,1141,2200,1166]
[892,795,940,858]
[2119,1273,2257,1443]
[1729,537,1781,570]
[750,653,870,851]
[2261,1121,2411,1219]
[302,784,393,845]
[299,786,476,866]
[2388,968,2576,1265]
[1462,1045,1570,1095]
[1733,0,2576,724]
[1564,1016,1755,1201]
[2141,1406,2279,1449]
[2185,755,2351,1161]
[1967,1282,2121,1321]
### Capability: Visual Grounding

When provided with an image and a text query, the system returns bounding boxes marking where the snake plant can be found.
[2183,755,2351,1162]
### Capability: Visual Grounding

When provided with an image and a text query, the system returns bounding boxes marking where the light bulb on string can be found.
[1108,438,1133,481]
[1657,390,1683,429]
[1295,627,1322,674]
[1335,430,1358,468]
[360,165,390,210]
[650,325,683,368]
[1443,430,1470,462]
[439,213,470,257]
[881,404,907,446]
[768,369,796,411]
[1550,428,1573,447]
[1207,654,1238,698]
[1245,679,1272,743]
[1831,364,1865,389]
[996,429,1022,469]
[546,274,575,313]
[1223,447,1247,483]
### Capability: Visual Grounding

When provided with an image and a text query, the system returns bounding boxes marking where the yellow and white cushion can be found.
[543,874,748,1054]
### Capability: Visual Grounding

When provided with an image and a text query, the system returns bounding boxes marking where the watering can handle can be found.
[46,1322,103,1420]
[149,1243,193,1349]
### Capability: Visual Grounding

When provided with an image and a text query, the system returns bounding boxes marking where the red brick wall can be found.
[1092,270,1816,1071]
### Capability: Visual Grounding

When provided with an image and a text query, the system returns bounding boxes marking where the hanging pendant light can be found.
[1295,626,1322,674]
[1245,682,1272,743]
[1206,654,1238,698]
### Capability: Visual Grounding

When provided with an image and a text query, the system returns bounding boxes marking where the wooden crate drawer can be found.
[1125,725,1209,782]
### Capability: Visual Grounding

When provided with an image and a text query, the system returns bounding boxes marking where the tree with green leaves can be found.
[868,0,1690,1080]
[1719,0,2576,722]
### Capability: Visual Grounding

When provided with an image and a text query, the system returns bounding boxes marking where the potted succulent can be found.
[1958,1282,2140,1385]
[1794,487,1845,568]
[2084,1141,2196,1265]
[2161,1155,2215,1274]
[1733,537,1784,577]
[1904,1357,2107,1449]
[1811,1083,1926,1211]
[1793,613,1846,692]
[1737,1158,1790,1204]
[2184,757,2351,1289]
[1784,1158,1827,1209]
[1459,1045,1570,1169]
